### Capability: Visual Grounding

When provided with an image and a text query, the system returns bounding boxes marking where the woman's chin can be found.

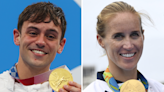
[120,64,137,71]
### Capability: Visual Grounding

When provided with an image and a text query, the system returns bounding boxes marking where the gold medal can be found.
[120,79,145,92]
[49,68,73,91]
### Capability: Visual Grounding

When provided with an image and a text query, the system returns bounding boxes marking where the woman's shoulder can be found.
[83,79,112,92]
[147,78,164,92]
[147,78,164,87]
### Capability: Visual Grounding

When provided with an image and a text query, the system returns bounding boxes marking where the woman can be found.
[84,1,164,92]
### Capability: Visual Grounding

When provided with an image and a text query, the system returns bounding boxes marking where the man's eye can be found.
[48,36,54,38]
[29,32,37,36]
[47,35,55,40]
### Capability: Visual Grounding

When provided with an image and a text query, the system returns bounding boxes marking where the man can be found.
[0,2,81,92]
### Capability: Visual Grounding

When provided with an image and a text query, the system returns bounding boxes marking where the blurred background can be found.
[0,0,81,84]
[83,0,164,89]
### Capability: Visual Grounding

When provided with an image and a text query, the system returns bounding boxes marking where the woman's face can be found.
[99,12,144,70]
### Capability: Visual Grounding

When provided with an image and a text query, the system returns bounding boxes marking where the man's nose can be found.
[35,35,46,48]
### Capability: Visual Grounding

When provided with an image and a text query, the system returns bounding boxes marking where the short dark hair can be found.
[17,2,67,40]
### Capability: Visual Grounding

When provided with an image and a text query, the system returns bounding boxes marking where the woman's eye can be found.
[114,34,124,40]
[131,33,139,39]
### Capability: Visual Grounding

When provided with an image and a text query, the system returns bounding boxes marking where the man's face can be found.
[14,18,66,69]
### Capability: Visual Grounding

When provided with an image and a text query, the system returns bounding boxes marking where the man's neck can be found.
[16,60,50,79]
[108,60,137,82]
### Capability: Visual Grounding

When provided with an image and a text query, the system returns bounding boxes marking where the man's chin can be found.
[28,61,46,68]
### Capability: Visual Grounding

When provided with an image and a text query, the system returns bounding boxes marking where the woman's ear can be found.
[97,34,105,48]
[142,30,145,40]
[13,29,21,46]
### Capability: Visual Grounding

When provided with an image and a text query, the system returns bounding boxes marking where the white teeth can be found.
[121,53,134,57]
[32,50,45,55]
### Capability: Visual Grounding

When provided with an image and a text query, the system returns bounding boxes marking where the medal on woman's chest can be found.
[120,79,145,92]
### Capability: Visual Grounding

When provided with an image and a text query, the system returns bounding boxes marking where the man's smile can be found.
[30,49,48,56]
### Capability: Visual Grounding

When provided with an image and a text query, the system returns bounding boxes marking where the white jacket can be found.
[84,79,164,92]
[0,71,54,92]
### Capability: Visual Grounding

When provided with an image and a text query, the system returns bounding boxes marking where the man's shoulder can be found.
[0,70,9,77]
[0,70,12,81]
[147,78,164,92]
[0,70,15,92]
[83,79,112,92]
[0,70,14,82]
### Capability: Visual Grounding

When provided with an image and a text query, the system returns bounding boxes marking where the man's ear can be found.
[57,38,66,54]
[13,29,20,46]
[97,34,105,48]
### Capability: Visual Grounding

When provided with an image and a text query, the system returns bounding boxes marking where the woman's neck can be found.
[108,61,137,82]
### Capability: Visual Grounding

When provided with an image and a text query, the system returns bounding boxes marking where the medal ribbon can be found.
[9,64,52,85]
[103,66,148,92]
[9,64,69,92]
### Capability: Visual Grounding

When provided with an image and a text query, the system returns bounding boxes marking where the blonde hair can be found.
[97,1,147,38]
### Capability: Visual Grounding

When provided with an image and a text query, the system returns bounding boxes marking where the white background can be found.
[83,0,164,82]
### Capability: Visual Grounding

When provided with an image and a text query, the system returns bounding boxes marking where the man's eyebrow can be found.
[47,29,59,34]
[27,26,59,34]
[27,26,39,31]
